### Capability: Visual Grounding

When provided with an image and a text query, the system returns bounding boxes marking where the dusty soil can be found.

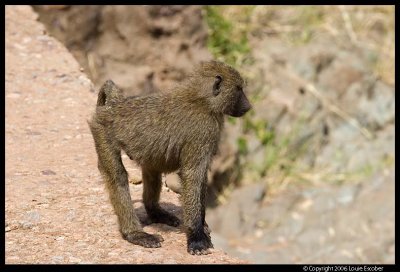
[5,5,246,264]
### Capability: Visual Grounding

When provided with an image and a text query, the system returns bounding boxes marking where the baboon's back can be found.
[101,94,220,172]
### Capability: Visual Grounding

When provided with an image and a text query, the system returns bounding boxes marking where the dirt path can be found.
[5,5,245,264]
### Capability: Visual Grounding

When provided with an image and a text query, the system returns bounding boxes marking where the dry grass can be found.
[210,5,394,85]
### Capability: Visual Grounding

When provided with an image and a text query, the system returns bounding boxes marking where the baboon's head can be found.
[193,60,252,117]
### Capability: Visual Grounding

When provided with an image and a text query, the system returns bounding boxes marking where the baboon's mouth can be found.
[227,98,252,117]
[228,108,251,117]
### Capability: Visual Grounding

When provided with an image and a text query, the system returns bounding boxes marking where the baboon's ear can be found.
[213,75,223,96]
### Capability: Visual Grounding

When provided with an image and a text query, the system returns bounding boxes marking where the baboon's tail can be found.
[96,80,124,107]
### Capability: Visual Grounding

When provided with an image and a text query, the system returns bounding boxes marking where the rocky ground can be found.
[32,5,212,96]
[5,5,245,264]
[206,7,395,264]
[208,169,394,264]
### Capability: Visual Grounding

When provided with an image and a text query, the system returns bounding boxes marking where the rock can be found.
[51,256,64,263]
[34,5,211,96]
[41,169,56,175]
[7,93,21,99]
[68,256,82,263]
[357,82,394,129]
[336,185,361,205]
[129,176,142,185]
[165,173,181,194]
[25,210,40,224]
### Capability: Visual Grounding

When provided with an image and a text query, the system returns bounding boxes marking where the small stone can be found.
[41,169,56,175]
[25,210,40,223]
[55,236,65,241]
[68,256,81,263]
[20,222,33,229]
[78,75,91,85]
[337,185,359,205]
[51,256,64,263]
[297,198,313,211]
[66,210,76,221]
[22,37,32,44]
[7,93,21,99]
[129,177,142,185]
[26,130,41,136]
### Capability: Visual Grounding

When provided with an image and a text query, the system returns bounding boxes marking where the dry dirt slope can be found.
[5,5,246,264]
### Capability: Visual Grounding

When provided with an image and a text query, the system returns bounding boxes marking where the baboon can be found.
[88,60,251,255]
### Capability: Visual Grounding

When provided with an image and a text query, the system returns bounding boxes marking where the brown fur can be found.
[88,60,251,254]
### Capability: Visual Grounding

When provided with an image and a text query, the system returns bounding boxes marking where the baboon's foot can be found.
[146,207,181,227]
[187,229,214,255]
[122,231,164,248]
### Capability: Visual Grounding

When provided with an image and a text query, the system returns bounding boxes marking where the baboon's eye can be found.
[213,75,223,96]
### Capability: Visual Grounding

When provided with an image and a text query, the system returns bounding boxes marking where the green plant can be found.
[204,6,252,66]
[241,113,314,184]
[237,136,248,156]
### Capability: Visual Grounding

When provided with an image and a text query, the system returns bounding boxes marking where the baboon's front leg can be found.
[180,164,213,255]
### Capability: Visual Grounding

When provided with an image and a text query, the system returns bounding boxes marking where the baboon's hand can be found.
[123,231,164,248]
[187,229,213,255]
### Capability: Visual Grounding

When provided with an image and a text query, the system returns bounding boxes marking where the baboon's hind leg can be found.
[89,122,163,248]
[142,166,181,227]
